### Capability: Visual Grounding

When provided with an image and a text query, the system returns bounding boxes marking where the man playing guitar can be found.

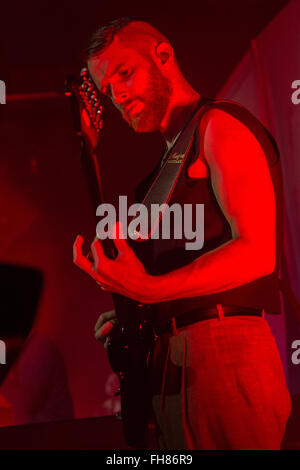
[73,18,291,449]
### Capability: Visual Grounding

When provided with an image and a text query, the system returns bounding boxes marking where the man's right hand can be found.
[94,309,117,349]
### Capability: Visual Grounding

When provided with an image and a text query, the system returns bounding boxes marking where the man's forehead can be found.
[88,38,140,85]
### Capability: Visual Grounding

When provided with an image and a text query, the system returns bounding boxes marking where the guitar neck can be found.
[80,141,118,260]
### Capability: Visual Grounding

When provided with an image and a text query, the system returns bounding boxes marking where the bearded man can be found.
[73,18,291,450]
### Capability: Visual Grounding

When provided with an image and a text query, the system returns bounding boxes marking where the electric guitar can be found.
[65,67,156,448]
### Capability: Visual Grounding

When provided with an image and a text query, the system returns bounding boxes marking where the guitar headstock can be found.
[65,66,104,152]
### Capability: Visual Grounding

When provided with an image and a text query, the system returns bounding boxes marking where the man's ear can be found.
[154,41,173,66]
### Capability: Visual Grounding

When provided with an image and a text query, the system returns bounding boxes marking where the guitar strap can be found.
[131,97,213,239]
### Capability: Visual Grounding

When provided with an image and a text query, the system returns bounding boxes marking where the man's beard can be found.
[122,62,171,133]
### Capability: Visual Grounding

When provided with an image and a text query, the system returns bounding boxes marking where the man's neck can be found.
[161,91,201,149]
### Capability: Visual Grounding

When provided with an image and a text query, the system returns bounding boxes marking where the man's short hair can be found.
[85,17,133,59]
[85,17,170,60]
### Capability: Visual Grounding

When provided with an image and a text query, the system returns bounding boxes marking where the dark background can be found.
[0,0,293,426]
[1,0,288,95]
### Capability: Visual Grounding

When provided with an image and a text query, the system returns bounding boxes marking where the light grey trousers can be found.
[151,315,291,450]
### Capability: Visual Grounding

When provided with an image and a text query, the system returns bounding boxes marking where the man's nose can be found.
[111,85,128,106]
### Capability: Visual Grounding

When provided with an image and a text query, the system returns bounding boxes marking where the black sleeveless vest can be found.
[134,99,283,324]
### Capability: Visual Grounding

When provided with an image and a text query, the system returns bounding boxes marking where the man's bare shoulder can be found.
[189,106,242,178]
[201,104,250,139]
[200,104,266,167]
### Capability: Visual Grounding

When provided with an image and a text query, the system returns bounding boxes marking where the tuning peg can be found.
[80,67,88,76]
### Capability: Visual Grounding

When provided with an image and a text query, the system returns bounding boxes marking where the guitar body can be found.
[107,293,156,448]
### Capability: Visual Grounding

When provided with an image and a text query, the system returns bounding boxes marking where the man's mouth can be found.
[125,100,144,118]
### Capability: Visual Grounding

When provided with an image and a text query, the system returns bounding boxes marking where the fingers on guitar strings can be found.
[95,320,115,342]
[73,235,95,275]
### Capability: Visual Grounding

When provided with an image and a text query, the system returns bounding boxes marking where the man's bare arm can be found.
[148,108,276,302]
